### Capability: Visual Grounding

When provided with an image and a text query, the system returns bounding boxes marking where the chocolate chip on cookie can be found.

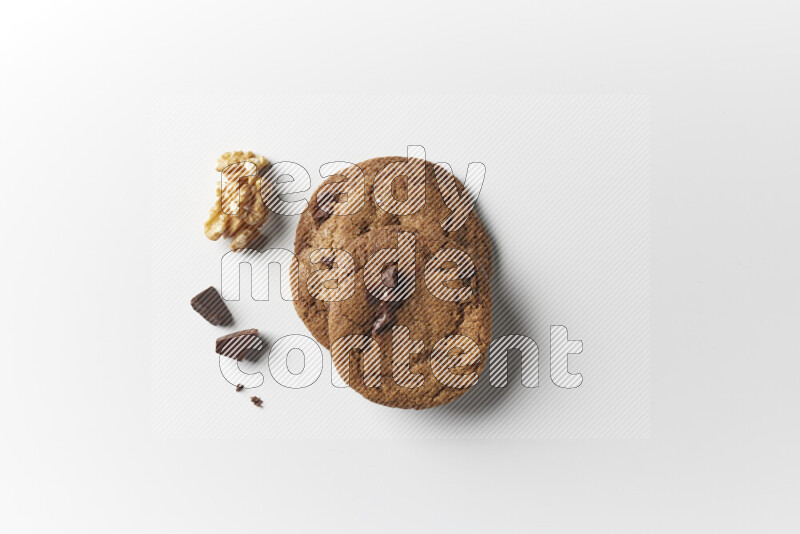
[380,262,399,288]
[371,263,404,335]
[215,329,260,361]
[371,300,399,336]
[312,192,340,224]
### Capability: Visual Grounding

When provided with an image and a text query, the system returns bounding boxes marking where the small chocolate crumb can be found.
[250,396,263,407]
[235,384,244,392]
[320,257,335,269]
[191,287,233,326]
[216,329,260,360]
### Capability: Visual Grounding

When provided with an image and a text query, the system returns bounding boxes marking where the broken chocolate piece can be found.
[191,287,233,326]
[312,192,341,224]
[216,329,261,361]
[381,262,399,288]
[250,396,263,407]
[235,384,244,392]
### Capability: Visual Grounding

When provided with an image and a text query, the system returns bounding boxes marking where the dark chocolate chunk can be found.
[250,396,263,407]
[191,287,233,326]
[216,329,260,361]
[235,384,244,392]
[320,257,335,269]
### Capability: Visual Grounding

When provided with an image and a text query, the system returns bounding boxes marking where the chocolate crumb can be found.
[320,257,335,269]
[250,396,263,407]
[235,384,244,392]
[191,287,233,326]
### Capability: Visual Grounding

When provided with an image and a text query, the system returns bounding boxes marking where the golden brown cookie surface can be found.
[328,226,492,410]
[292,156,492,349]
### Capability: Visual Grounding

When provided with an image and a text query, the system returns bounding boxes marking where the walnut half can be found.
[204,151,271,251]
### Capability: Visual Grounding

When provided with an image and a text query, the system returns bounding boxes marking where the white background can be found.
[150,94,649,439]
[2,0,799,532]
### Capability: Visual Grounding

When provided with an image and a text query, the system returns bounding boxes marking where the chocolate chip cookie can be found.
[328,226,492,409]
[292,156,492,349]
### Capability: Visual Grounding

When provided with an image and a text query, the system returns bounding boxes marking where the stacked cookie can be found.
[292,157,493,409]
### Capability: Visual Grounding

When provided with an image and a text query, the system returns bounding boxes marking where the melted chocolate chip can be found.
[381,262,399,288]
[320,257,335,269]
[215,329,259,361]
[372,300,396,336]
[312,192,341,224]
[372,264,404,335]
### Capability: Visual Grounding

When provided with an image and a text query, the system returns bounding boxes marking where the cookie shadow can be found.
[250,210,291,251]
[417,208,540,422]
[251,163,298,250]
